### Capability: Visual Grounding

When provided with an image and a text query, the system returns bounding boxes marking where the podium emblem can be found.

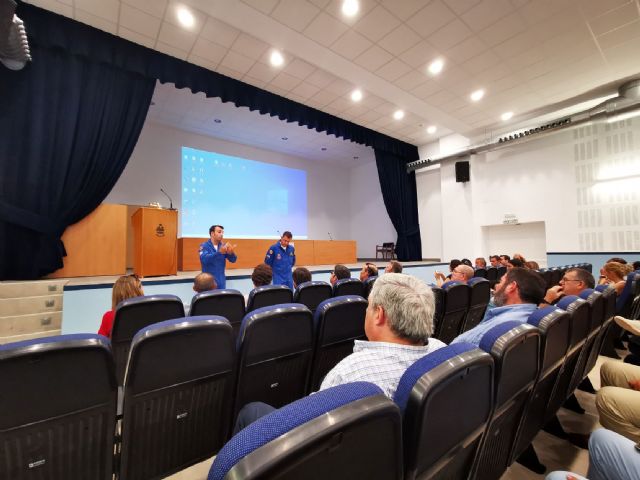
[156,224,165,237]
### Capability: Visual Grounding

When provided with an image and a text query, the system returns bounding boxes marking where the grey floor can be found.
[166,354,619,480]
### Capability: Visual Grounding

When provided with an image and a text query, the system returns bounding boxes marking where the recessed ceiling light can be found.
[353,156,359,160]
[427,125,437,134]
[501,111,513,121]
[342,0,359,17]
[350,89,363,102]
[393,110,405,120]
[428,58,444,76]
[270,50,284,67]
[281,136,288,140]
[470,89,485,102]
[176,7,195,28]
[321,147,327,151]
[213,118,222,123]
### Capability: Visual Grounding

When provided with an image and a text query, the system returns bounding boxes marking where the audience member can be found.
[545,428,640,480]
[525,260,540,270]
[193,272,217,293]
[251,263,273,287]
[292,267,312,288]
[475,257,487,269]
[98,274,144,338]
[451,268,545,347]
[541,267,594,305]
[633,260,640,271]
[513,253,526,262]
[330,264,351,285]
[499,254,511,266]
[460,258,473,267]
[434,259,461,286]
[234,273,446,432]
[507,258,525,269]
[385,260,403,273]
[450,264,474,283]
[596,361,640,442]
[489,255,501,267]
[600,262,632,294]
[359,262,378,282]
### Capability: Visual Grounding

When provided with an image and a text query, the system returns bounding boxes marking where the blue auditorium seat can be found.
[0,334,117,480]
[473,267,487,278]
[233,304,314,417]
[119,316,235,480]
[363,275,378,299]
[189,289,245,338]
[394,343,494,480]
[292,280,332,314]
[111,294,185,384]
[472,321,541,480]
[209,382,402,480]
[615,270,640,315]
[332,277,364,297]
[461,277,490,333]
[308,295,367,392]
[246,285,293,313]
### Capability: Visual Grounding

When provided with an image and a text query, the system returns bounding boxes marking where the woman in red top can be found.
[98,274,144,338]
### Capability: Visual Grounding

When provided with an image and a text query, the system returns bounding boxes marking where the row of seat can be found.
[211,284,618,480]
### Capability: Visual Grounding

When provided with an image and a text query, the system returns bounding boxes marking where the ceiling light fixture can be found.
[470,89,485,102]
[428,58,444,76]
[501,111,513,121]
[281,136,288,140]
[350,89,363,102]
[213,118,222,123]
[321,147,327,151]
[342,0,359,17]
[270,50,284,67]
[176,7,195,28]
[393,110,405,120]
[426,125,437,134]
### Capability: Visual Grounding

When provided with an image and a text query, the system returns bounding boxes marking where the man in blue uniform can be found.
[264,231,295,288]
[199,225,237,289]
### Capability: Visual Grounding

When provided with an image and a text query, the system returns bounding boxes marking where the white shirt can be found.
[319,338,447,399]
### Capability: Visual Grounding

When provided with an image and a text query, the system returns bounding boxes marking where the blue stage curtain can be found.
[0,42,155,279]
[375,149,423,261]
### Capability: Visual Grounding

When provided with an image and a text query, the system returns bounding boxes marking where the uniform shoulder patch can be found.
[269,249,273,254]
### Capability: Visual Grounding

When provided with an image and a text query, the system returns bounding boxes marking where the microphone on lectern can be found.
[160,188,175,210]
[277,230,281,237]
[328,232,333,241]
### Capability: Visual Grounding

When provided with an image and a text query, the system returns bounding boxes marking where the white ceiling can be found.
[24,0,640,161]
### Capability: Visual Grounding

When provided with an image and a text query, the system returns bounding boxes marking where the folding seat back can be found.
[568,289,605,394]
[111,294,185,384]
[474,268,487,278]
[293,281,332,314]
[332,277,364,297]
[363,276,378,299]
[461,278,490,333]
[209,382,403,480]
[0,334,117,480]
[394,343,494,480]
[234,304,314,416]
[189,289,245,338]
[120,317,235,480]
[496,266,507,281]
[486,267,498,285]
[616,271,639,315]
[246,285,293,313]
[550,268,563,287]
[472,322,541,480]
[434,281,470,343]
[511,307,570,464]
[542,270,555,290]
[544,296,590,420]
[308,295,367,391]
[596,284,617,323]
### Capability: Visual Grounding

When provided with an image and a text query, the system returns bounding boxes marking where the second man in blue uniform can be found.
[265,231,295,289]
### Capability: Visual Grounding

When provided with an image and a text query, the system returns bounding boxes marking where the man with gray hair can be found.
[233,273,445,431]
[320,273,446,398]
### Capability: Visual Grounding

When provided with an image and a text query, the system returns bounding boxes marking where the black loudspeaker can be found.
[455,161,470,183]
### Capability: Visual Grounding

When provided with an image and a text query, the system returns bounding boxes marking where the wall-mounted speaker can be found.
[455,161,470,183]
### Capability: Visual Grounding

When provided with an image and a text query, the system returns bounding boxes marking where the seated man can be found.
[541,267,595,305]
[193,272,217,293]
[385,260,403,273]
[452,267,546,347]
[329,264,351,285]
[235,273,445,431]
[251,263,273,288]
[489,255,501,267]
[499,254,511,266]
[292,267,312,289]
[475,257,487,269]
[359,262,378,282]
[596,361,640,443]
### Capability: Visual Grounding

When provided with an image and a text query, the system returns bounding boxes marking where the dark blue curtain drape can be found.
[375,149,422,261]
[0,42,155,279]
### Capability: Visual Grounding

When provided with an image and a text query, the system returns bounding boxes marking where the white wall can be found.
[417,118,640,260]
[106,121,354,242]
[349,161,396,258]
[415,166,442,260]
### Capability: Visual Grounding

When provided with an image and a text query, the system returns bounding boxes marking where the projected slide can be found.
[181,147,308,239]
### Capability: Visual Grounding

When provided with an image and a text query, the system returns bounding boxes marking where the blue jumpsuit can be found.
[199,240,237,289]
[265,242,296,289]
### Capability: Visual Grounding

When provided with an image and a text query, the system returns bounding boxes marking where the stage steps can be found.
[0,280,67,345]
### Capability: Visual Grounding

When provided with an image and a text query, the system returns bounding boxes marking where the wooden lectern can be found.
[131,207,177,277]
